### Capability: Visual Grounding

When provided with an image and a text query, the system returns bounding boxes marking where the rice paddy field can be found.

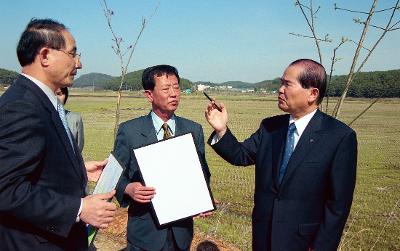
[10,89,400,250]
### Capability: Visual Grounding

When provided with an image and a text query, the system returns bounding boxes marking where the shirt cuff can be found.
[76,198,83,222]
[210,134,220,145]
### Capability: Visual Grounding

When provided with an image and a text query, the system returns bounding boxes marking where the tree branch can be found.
[294,0,325,64]
[100,0,159,139]
[332,0,378,118]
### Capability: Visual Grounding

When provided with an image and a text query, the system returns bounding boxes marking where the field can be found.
[52,91,400,250]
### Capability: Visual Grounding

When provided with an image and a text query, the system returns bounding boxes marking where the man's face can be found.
[47,30,82,88]
[55,88,66,104]
[278,65,313,118]
[145,74,180,118]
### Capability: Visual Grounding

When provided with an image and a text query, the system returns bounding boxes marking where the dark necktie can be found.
[57,99,75,152]
[278,122,296,184]
[162,123,172,140]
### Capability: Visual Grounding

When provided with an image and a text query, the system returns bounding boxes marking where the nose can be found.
[75,56,82,69]
[278,84,285,94]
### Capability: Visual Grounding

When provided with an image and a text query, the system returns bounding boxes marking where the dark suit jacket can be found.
[0,75,88,251]
[114,113,211,251]
[209,110,357,251]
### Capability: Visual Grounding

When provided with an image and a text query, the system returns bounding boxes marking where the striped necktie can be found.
[278,122,296,184]
[162,123,172,139]
[57,99,75,152]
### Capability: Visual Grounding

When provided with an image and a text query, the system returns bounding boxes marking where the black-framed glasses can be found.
[56,49,81,59]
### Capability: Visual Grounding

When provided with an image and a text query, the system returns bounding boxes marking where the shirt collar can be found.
[21,73,58,110]
[150,111,176,136]
[289,109,317,137]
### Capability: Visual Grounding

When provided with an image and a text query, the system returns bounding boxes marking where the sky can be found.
[1,0,399,83]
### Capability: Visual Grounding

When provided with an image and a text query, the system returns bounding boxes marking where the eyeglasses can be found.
[55,49,81,59]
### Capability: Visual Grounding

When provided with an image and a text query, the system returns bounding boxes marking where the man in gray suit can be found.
[114,65,211,251]
[56,87,85,152]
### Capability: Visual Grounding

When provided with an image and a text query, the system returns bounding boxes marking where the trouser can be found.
[127,228,189,251]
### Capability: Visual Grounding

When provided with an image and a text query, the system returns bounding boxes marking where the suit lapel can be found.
[50,111,85,179]
[139,113,158,145]
[20,76,85,182]
[174,116,187,136]
[138,114,188,146]
[279,110,323,188]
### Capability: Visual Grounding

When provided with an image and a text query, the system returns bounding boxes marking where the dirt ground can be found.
[91,208,240,251]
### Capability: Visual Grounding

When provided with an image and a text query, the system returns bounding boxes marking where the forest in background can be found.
[1,67,399,98]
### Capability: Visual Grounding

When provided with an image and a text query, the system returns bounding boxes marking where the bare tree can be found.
[292,0,400,121]
[332,0,400,118]
[290,0,333,112]
[291,0,332,64]
[325,37,348,114]
[100,0,159,139]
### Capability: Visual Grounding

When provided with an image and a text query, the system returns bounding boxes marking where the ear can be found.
[144,90,153,103]
[308,87,319,104]
[38,47,51,67]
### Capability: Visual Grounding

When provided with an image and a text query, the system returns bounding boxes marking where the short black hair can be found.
[17,18,67,66]
[289,59,327,104]
[142,65,180,90]
[59,87,69,104]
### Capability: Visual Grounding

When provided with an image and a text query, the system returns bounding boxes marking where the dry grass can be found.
[70,92,400,250]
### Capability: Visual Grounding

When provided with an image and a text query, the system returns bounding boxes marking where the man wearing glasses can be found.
[0,18,116,250]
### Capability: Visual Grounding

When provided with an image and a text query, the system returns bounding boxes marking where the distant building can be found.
[197,84,210,91]
[241,89,254,93]
[218,85,233,90]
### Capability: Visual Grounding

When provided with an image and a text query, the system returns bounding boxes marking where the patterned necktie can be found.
[278,122,296,184]
[162,123,172,140]
[57,99,75,152]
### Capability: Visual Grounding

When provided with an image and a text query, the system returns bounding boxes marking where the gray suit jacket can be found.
[114,113,211,251]
[66,110,84,153]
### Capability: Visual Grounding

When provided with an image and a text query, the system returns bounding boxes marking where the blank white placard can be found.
[133,133,214,225]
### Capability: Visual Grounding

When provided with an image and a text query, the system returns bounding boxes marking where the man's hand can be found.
[85,158,108,182]
[80,190,116,229]
[204,101,228,138]
[125,182,155,203]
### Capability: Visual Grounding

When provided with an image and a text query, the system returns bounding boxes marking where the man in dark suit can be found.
[114,65,211,251]
[205,59,357,251]
[0,18,116,251]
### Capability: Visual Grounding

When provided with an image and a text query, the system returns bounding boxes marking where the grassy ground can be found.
[66,91,399,250]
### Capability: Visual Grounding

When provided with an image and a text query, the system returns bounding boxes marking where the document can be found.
[88,153,123,246]
[92,153,123,195]
[133,133,215,226]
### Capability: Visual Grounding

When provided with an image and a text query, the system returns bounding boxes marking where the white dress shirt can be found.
[289,109,317,150]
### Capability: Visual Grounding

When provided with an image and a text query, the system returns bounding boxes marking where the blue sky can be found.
[1,0,399,83]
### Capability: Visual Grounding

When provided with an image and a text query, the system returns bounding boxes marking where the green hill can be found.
[1,67,399,97]
[220,81,253,89]
[103,69,193,91]
[73,73,114,88]
[254,78,281,92]
[327,69,400,98]
[0,68,18,85]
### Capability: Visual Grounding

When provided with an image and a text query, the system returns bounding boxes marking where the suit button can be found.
[48,226,56,232]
